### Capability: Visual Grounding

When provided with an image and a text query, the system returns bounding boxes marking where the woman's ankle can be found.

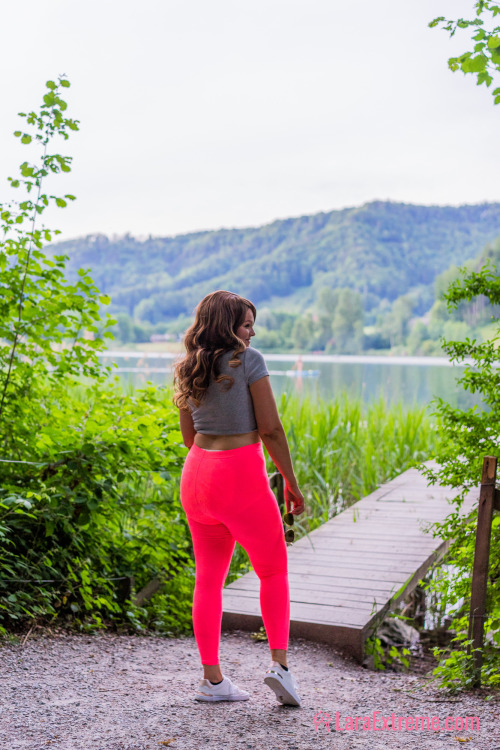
[203,663,223,682]
[270,648,288,668]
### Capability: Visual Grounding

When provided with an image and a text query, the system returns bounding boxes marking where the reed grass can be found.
[228,389,439,580]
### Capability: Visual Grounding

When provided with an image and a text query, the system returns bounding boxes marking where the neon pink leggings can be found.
[180,441,289,665]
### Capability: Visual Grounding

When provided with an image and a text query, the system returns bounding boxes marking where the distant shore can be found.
[100,345,468,368]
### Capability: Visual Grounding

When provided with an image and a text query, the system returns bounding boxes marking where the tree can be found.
[430,1,500,104]
[315,286,339,349]
[382,295,414,348]
[291,314,315,350]
[330,289,364,354]
[0,76,116,435]
[421,262,500,689]
[413,3,500,689]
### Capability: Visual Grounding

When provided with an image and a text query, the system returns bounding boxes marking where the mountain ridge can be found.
[48,200,500,323]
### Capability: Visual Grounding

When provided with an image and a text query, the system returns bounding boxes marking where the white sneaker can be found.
[264,661,302,706]
[194,675,250,702]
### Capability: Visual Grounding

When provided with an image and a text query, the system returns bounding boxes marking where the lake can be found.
[100,351,480,410]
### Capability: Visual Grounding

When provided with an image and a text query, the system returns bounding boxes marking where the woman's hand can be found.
[284,481,305,516]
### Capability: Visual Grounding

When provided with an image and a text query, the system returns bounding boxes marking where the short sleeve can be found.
[245,347,269,386]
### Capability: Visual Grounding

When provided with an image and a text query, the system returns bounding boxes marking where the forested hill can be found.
[50,201,500,322]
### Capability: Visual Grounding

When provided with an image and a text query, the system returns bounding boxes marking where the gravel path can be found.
[1,628,498,750]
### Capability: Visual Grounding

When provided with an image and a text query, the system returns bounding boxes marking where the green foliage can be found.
[420,261,500,690]
[0,379,192,635]
[380,295,414,348]
[430,637,500,693]
[0,78,193,637]
[365,634,411,672]
[330,288,364,354]
[430,2,500,103]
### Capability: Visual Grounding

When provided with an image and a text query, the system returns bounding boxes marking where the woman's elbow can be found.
[257,423,284,439]
[184,431,197,449]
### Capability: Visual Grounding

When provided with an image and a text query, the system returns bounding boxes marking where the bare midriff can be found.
[193,429,261,451]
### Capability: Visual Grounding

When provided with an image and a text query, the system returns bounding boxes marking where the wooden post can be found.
[133,575,165,607]
[467,456,497,687]
[116,576,134,605]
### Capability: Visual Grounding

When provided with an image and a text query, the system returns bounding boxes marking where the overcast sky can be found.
[1,0,498,241]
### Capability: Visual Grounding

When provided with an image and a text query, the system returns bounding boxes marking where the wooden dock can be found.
[221,463,477,662]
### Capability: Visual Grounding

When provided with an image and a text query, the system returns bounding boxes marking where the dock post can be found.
[467,456,497,687]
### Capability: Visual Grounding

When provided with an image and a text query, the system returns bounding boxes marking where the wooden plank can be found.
[294,533,436,545]
[286,565,412,583]
[290,541,438,554]
[227,577,397,599]
[287,559,424,575]
[227,589,393,610]
[289,548,433,563]
[225,587,385,612]
[223,592,371,627]
[286,573,406,593]
[293,533,437,546]
[300,521,440,530]
[316,509,453,521]
[289,547,431,562]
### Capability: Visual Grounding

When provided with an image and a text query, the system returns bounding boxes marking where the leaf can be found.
[487,34,500,49]
[46,80,57,90]
[461,54,487,73]
[21,134,32,144]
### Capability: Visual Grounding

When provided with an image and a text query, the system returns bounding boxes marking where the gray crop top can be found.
[187,347,269,435]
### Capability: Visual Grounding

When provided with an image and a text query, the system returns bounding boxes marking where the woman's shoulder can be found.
[243,346,264,362]
[243,346,269,383]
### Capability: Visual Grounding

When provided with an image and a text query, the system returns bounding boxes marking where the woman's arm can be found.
[249,376,304,514]
[179,407,197,448]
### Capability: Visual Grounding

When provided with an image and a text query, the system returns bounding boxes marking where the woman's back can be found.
[188,347,269,436]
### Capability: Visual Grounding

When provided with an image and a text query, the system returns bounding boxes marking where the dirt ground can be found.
[1,627,499,750]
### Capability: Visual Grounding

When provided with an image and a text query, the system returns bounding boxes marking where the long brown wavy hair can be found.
[172,290,257,412]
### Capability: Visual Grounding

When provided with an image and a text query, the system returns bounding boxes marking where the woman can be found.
[173,290,305,706]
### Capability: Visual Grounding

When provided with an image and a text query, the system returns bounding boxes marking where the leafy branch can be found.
[0,76,116,432]
[430,1,500,103]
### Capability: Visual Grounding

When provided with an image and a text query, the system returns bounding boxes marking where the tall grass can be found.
[227,390,439,581]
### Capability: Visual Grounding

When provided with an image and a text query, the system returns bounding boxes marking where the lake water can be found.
[100,351,480,410]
